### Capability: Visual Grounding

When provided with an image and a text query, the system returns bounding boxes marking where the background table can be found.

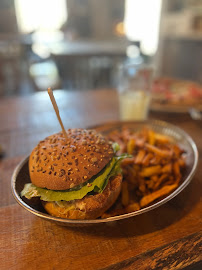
[0,89,201,270]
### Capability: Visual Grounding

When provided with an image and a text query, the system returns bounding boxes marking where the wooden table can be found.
[0,89,201,270]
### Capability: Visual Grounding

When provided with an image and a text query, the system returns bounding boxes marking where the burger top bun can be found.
[29,129,114,190]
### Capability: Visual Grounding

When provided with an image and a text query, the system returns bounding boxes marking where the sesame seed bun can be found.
[42,174,122,219]
[29,129,115,190]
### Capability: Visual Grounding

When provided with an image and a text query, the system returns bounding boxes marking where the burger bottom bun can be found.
[42,174,122,220]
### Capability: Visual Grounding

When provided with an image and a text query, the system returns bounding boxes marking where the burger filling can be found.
[21,143,128,203]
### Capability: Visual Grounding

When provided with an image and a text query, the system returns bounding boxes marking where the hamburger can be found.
[21,128,127,219]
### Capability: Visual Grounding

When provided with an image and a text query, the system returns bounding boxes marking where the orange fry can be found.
[153,173,169,190]
[140,165,161,177]
[154,133,171,144]
[161,163,172,174]
[142,153,154,166]
[121,157,135,166]
[148,129,155,145]
[135,149,146,164]
[127,138,136,154]
[140,184,178,207]
[125,202,140,213]
[178,157,186,168]
[145,143,173,158]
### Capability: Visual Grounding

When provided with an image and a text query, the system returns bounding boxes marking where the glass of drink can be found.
[117,62,153,121]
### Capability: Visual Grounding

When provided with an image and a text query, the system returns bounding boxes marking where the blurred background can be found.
[0,0,201,97]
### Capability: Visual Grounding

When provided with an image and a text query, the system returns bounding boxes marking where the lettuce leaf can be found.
[21,154,128,202]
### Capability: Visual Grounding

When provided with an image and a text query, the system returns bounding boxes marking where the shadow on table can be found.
[66,172,201,238]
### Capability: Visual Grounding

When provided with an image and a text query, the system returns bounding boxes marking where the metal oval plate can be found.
[11,120,198,226]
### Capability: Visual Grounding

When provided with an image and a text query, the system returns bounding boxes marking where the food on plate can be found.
[21,128,128,219]
[101,127,186,218]
[151,77,202,107]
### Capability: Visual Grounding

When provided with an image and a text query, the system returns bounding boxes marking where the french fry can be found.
[145,143,173,158]
[153,174,169,190]
[142,153,154,166]
[121,157,135,166]
[135,149,146,164]
[140,184,178,207]
[161,163,172,174]
[153,133,171,144]
[172,144,183,157]
[127,138,136,154]
[148,129,155,145]
[149,155,162,165]
[140,165,161,177]
[125,166,138,185]
[102,127,186,218]
[138,177,146,193]
[146,179,156,189]
[178,157,186,168]
[151,175,159,182]
[125,202,140,213]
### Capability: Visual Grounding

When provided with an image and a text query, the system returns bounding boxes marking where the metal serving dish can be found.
[11,120,198,226]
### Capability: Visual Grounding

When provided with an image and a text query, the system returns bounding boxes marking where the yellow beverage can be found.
[119,90,150,120]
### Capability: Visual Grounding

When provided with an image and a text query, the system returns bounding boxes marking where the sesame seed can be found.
[91,157,97,163]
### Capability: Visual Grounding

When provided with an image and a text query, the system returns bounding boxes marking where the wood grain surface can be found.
[0,89,201,270]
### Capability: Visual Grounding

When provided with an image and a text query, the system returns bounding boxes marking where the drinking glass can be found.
[117,63,153,121]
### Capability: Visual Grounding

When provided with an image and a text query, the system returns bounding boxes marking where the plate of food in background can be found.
[151,77,202,113]
[12,119,198,226]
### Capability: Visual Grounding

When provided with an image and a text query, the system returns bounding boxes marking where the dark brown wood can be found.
[0,89,201,270]
[101,232,202,270]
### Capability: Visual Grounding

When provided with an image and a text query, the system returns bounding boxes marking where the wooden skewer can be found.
[47,87,68,139]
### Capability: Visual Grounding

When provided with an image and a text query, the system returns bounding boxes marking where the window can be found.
[124,0,162,55]
[15,0,67,33]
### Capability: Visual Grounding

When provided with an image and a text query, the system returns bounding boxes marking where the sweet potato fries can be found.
[101,127,186,218]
